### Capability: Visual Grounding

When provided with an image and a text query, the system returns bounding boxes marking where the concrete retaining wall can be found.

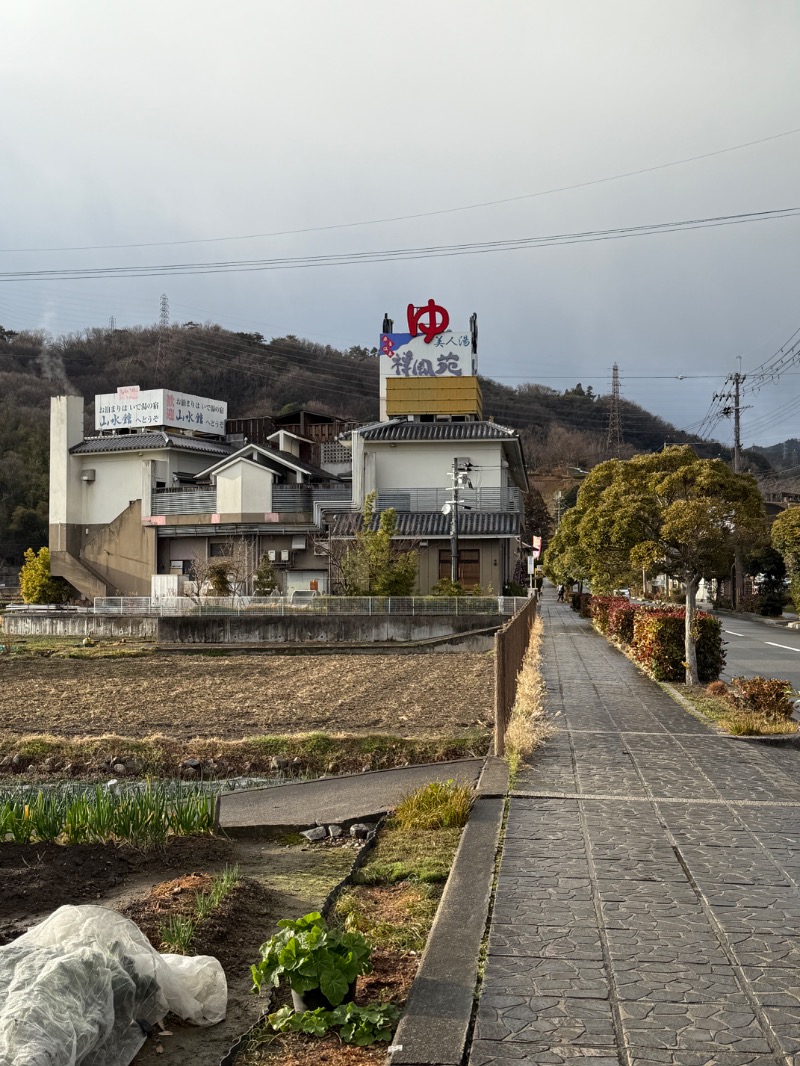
[157,613,502,644]
[2,613,158,638]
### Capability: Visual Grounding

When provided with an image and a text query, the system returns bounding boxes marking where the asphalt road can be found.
[716,612,800,690]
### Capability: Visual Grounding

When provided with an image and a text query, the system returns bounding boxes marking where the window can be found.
[439,549,481,586]
[209,543,229,558]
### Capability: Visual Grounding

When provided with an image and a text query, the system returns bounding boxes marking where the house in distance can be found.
[47,302,528,599]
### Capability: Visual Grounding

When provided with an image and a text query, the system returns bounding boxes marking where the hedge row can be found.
[588,595,725,683]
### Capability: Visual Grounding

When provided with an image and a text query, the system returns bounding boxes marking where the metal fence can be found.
[150,489,217,515]
[93,595,528,616]
[376,486,521,513]
[494,595,538,756]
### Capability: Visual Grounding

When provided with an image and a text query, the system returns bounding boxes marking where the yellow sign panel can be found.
[386,376,482,418]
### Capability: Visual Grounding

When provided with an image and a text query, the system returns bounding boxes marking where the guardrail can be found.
[93,595,528,616]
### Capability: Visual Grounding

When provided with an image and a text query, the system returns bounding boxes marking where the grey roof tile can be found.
[70,432,233,456]
[359,421,518,442]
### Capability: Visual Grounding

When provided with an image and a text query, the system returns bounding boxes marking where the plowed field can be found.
[0,652,494,738]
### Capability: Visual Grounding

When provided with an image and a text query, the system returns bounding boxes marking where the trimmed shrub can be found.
[578,593,592,618]
[631,608,725,683]
[730,676,794,721]
[589,595,619,633]
[607,601,636,645]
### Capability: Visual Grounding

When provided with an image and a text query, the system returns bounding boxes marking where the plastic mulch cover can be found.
[0,905,227,1066]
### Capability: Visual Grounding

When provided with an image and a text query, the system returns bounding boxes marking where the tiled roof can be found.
[359,421,519,442]
[196,443,340,482]
[70,432,233,456]
[329,511,519,538]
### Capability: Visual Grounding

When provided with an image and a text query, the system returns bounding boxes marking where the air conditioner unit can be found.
[313,540,327,556]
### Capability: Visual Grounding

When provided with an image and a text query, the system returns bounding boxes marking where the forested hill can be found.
[0,321,742,565]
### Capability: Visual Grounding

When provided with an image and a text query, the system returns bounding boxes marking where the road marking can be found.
[724,630,745,637]
[764,641,800,653]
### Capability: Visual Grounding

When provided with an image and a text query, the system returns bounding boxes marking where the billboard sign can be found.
[95,387,227,435]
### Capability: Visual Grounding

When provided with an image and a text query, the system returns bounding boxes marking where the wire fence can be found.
[92,595,529,617]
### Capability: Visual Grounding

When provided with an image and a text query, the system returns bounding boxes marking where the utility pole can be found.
[714,359,747,606]
[450,457,460,584]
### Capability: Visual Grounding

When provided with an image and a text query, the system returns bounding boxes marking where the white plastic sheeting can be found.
[0,905,227,1066]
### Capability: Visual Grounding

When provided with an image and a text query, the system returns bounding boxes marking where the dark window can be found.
[439,548,481,586]
[209,543,229,558]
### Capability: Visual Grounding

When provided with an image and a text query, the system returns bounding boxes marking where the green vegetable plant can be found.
[267,1002,401,1045]
[251,911,372,1007]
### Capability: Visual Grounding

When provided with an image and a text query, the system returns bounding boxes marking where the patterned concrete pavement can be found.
[470,603,800,1066]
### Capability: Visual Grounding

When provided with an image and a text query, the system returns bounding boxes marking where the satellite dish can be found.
[441,503,451,515]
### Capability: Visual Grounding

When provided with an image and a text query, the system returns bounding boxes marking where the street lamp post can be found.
[450,457,460,584]
[444,457,473,586]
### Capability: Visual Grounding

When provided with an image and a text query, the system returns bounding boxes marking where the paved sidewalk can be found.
[470,603,800,1066]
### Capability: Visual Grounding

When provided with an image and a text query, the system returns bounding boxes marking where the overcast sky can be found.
[2,0,800,447]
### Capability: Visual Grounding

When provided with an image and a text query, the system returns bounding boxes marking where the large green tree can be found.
[544,446,766,684]
[341,493,418,595]
[770,507,800,612]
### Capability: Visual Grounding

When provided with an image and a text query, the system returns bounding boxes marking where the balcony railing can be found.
[271,487,351,511]
[150,488,217,515]
[150,485,352,516]
[376,487,521,513]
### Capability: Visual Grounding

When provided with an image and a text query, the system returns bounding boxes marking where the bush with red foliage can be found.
[631,607,724,683]
[607,601,636,645]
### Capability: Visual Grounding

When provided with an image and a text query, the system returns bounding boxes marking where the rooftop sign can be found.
[95,387,227,435]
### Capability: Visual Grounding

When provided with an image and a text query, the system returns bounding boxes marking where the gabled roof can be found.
[70,432,233,456]
[196,443,340,482]
[358,421,518,442]
[329,511,519,539]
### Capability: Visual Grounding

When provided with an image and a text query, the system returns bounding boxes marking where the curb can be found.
[712,608,797,629]
[388,794,505,1066]
[728,733,800,748]
[475,755,509,798]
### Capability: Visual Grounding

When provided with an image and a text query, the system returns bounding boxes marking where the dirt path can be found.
[0,653,493,738]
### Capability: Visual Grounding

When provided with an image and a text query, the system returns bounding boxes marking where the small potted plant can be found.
[251,911,372,1011]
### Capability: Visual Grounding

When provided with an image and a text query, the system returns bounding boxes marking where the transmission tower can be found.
[606,363,623,454]
[156,294,169,374]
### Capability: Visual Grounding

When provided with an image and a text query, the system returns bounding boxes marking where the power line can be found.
[4,125,800,254]
[1,207,798,284]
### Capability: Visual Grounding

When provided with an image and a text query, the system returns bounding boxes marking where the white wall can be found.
[49,396,84,526]
[74,448,215,525]
[216,460,273,513]
[81,454,150,525]
[369,441,504,491]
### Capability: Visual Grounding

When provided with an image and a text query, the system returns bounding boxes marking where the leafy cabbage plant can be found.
[251,911,372,1007]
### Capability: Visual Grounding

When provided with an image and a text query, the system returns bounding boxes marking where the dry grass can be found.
[505,616,555,768]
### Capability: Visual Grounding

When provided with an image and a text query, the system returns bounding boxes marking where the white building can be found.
[48,306,529,598]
